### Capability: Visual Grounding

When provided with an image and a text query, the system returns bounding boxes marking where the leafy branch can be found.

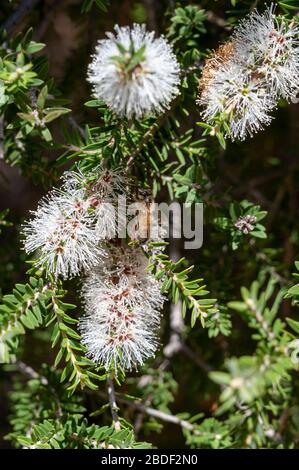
[148,251,218,327]
[0,275,54,363]
[47,290,105,394]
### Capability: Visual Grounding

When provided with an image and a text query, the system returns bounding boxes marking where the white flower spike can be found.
[87,24,180,118]
[79,245,165,371]
[200,61,275,141]
[23,167,129,279]
[23,190,103,279]
[234,4,299,101]
[198,4,299,141]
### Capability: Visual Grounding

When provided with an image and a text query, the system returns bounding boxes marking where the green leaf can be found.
[27,41,45,54]
[227,301,247,312]
[287,318,299,334]
[41,128,52,141]
[37,85,48,109]
[209,371,231,385]
[43,108,71,123]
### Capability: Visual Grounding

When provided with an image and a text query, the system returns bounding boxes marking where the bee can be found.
[129,188,156,241]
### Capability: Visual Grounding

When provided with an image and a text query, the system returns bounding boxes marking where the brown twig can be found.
[163,203,184,361]
[125,96,181,170]
[98,389,198,433]
[15,360,48,385]
[14,360,64,419]
[107,377,121,431]
[126,116,166,169]
[118,396,195,431]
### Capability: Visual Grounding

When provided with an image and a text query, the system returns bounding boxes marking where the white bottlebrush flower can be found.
[79,304,159,371]
[62,166,127,200]
[200,61,275,141]
[95,202,118,240]
[234,4,299,101]
[198,4,299,140]
[23,190,104,279]
[84,245,165,311]
[23,167,135,278]
[87,24,180,118]
[79,245,165,371]
[62,167,128,241]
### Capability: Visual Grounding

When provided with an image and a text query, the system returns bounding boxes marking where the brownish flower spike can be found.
[199,41,236,95]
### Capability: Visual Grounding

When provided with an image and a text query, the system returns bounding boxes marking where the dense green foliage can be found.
[1,0,299,449]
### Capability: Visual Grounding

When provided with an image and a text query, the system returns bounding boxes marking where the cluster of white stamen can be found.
[198,4,299,140]
[234,6,299,101]
[23,190,103,279]
[87,24,180,118]
[79,245,165,371]
[23,168,165,371]
[23,167,127,279]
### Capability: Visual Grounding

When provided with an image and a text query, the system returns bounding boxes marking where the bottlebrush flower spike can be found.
[62,167,128,241]
[23,190,104,279]
[23,167,129,278]
[79,245,165,371]
[62,167,127,200]
[87,24,180,118]
[200,61,275,141]
[198,4,299,141]
[234,4,299,101]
